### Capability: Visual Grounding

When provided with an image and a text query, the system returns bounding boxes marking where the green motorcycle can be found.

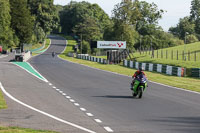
[131,74,148,98]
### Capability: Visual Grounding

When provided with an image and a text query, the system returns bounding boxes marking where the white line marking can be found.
[86,113,94,117]
[59,91,63,93]
[26,62,48,82]
[57,56,200,95]
[62,93,66,96]
[70,99,75,102]
[94,119,102,123]
[49,83,52,86]
[12,62,48,83]
[66,96,71,99]
[56,89,60,91]
[74,103,80,106]
[0,55,8,58]
[53,86,56,89]
[80,108,86,111]
[0,82,96,133]
[104,127,114,132]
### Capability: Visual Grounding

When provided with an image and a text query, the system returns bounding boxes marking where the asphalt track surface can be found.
[28,35,200,133]
[0,35,199,133]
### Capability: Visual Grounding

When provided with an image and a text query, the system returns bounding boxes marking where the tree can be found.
[60,1,111,39]
[111,0,164,50]
[190,0,200,34]
[27,0,59,42]
[0,0,13,50]
[10,0,34,50]
[73,17,102,42]
[134,1,164,34]
[169,17,195,39]
[82,40,91,54]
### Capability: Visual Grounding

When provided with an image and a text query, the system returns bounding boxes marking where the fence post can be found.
[146,48,147,55]
[152,49,154,58]
[188,50,190,61]
[143,47,144,54]
[157,50,158,58]
[161,50,163,58]
[177,50,178,60]
[166,50,168,59]
[171,50,173,60]
[182,51,184,61]
[195,51,196,61]
[149,47,150,55]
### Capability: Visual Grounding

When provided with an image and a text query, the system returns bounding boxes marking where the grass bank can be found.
[59,37,200,93]
[31,39,50,56]
[0,89,7,109]
[131,42,200,68]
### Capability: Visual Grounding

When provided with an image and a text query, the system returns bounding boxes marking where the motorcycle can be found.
[130,74,148,98]
[52,52,55,58]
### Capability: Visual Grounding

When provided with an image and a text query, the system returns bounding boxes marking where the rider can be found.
[131,67,147,90]
[52,52,55,57]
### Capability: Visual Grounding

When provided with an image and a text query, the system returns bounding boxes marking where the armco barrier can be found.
[123,60,185,77]
[77,55,108,64]
[191,68,200,78]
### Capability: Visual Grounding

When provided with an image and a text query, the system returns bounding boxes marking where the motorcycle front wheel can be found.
[138,87,143,99]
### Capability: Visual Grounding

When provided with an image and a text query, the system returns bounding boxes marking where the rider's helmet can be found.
[139,67,143,72]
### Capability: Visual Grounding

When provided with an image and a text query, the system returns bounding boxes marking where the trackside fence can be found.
[75,55,200,78]
[191,68,200,78]
[123,60,185,77]
[77,55,108,64]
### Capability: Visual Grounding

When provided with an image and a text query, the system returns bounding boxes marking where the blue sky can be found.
[53,0,191,31]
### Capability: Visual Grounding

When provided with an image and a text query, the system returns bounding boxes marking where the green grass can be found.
[32,39,50,56]
[31,43,43,50]
[0,127,58,133]
[0,89,7,109]
[59,35,77,54]
[93,56,107,59]
[131,42,200,68]
[58,37,200,92]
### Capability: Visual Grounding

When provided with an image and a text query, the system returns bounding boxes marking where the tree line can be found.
[1,0,200,53]
[169,0,200,44]
[0,0,59,51]
[59,0,186,54]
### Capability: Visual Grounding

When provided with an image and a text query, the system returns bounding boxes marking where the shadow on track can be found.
[148,117,200,133]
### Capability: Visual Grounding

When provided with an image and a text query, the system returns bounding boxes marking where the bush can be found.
[186,34,198,44]
[169,38,184,47]
[82,40,91,54]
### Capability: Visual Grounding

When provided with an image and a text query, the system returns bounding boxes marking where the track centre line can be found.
[47,82,114,133]
[0,82,96,133]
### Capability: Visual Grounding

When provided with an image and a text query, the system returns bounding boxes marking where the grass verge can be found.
[31,43,43,50]
[0,127,58,133]
[32,39,50,56]
[59,38,200,92]
[0,89,7,109]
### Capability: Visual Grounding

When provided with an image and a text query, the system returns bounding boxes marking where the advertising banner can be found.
[97,41,126,49]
